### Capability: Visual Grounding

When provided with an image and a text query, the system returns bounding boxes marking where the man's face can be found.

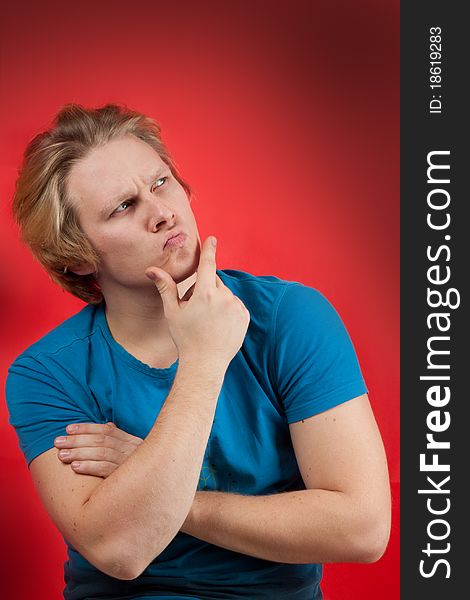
[67,134,201,294]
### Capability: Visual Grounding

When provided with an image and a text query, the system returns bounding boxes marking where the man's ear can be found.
[68,263,95,276]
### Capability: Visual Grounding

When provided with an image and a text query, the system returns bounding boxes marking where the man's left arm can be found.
[180,393,391,564]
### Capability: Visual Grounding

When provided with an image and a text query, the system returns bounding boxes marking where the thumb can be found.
[145,267,179,313]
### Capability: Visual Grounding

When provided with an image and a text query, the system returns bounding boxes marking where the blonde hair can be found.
[12,103,191,304]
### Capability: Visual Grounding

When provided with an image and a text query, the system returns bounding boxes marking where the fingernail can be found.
[71,462,81,469]
[67,424,78,432]
[59,450,71,457]
[55,437,66,445]
[211,237,217,246]
[146,271,157,281]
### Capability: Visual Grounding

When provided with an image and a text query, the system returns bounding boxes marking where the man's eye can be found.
[113,200,133,215]
[151,177,168,191]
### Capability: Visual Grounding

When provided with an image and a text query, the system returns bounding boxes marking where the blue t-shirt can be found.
[5,269,367,600]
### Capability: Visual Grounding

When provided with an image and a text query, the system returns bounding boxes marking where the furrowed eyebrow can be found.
[100,167,169,217]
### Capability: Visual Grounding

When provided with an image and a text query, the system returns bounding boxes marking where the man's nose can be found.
[145,198,175,232]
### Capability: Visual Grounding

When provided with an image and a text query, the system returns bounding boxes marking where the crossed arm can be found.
[53,393,391,565]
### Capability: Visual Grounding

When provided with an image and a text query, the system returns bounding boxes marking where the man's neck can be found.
[101,271,197,359]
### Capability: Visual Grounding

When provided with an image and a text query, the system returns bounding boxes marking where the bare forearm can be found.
[181,489,390,564]
[79,359,226,575]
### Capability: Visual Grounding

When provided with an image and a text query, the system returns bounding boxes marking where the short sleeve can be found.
[5,356,104,467]
[271,283,368,424]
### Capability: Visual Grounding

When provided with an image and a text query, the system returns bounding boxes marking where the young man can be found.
[6,104,391,600]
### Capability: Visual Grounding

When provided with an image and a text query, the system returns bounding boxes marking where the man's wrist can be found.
[177,354,228,381]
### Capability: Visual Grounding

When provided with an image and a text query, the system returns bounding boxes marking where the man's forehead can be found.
[77,137,164,180]
[67,139,167,208]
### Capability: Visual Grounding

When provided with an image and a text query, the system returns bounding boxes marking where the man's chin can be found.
[144,239,200,285]
[164,251,200,285]
[175,244,200,281]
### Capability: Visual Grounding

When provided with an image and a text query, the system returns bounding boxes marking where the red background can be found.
[0,1,399,597]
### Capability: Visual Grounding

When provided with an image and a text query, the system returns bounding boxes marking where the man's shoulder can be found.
[11,303,101,367]
[217,268,322,312]
[216,268,322,346]
[217,268,298,298]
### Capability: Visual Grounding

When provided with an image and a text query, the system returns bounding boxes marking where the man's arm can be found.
[180,394,391,564]
[28,236,250,580]
[31,361,225,579]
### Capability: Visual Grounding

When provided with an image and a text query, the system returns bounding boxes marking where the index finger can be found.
[65,422,131,442]
[215,274,226,288]
[194,236,218,291]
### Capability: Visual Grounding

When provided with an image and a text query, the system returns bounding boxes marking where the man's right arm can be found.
[31,360,225,580]
[28,236,250,580]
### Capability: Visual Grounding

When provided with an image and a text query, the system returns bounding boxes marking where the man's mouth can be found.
[163,232,187,249]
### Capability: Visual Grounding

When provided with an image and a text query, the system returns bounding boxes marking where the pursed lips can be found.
[163,231,186,249]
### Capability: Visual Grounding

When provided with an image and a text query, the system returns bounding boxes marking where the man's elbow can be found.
[353,512,391,563]
[117,533,181,579]
[89,550,154,581]
[98,532,181,580]
[101,559,140,581]
[77,516,179,579]
[82,541,163,581]
[81,546,141,580]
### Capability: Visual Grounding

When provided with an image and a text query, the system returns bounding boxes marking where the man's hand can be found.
[54,422,143,477]
[145,236,250,370]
